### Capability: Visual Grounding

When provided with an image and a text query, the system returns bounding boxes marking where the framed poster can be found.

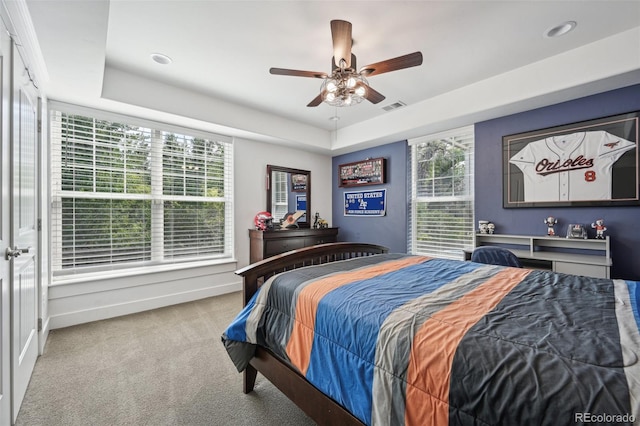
[344,189,386,216]
[291,173,308,192]
[339,157,386,187]
[503,111,639,208]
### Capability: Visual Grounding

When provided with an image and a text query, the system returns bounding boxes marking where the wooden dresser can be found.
[249,227,339,264]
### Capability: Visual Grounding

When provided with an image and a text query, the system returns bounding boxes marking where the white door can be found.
[9,41,39,423]
[0,25,11,426]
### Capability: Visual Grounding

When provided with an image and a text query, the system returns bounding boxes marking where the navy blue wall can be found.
[475,84,640,280]
[331,84,640,279]
[332,141,408,253]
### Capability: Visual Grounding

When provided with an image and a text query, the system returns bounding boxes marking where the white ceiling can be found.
[17,0,640,153]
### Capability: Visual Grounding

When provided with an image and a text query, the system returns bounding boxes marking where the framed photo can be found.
[503,111,639,208]
[290,173,307,192]
[339,157,386,187]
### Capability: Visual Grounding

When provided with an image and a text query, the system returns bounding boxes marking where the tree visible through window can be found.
[409,127,474,259]
[50,107,233,275]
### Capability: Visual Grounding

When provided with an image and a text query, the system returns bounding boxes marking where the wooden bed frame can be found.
[234,242,389,425]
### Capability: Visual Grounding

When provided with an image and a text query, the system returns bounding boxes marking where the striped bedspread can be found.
[222,254,640,425]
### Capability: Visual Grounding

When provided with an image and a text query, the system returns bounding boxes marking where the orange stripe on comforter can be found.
[286,255,430,375]
[404,267,531,425]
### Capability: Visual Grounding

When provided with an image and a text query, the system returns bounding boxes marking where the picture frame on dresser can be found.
[503,111,639,208]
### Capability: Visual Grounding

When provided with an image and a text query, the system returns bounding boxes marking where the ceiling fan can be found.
[269,20,423,108]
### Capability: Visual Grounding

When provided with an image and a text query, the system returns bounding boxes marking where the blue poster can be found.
[296,195,306,211]
[344,189,386,216]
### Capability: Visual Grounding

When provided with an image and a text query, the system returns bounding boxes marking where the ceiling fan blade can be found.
[331,20,352,69]
[359,52,423,77]
[269,68,327,79]
[307,94,323,107]
[364,86,386,104]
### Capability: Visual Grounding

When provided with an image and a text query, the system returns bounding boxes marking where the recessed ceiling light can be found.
[151,53,172,65]
[544,21,577,38]
[329,116,340,121]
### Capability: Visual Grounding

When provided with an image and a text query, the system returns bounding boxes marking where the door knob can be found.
[5,246,30,260]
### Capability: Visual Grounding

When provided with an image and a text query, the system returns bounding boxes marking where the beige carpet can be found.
[16,292,316,426]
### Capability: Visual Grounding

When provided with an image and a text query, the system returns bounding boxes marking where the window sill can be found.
[51,257,238,287]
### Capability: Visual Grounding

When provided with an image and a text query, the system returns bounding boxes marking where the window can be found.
[271,171,289,222]
[408,126,474,259]
[50,103,233,276]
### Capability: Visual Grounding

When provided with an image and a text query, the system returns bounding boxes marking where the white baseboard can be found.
[38,317,51,354]
[48,281,241,330]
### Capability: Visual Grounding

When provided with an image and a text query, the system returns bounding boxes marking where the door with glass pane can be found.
[10,41,39,423]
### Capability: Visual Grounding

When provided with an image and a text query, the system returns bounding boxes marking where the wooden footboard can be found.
[234,242,388,425]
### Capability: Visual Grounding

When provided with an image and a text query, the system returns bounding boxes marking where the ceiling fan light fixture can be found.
[326,80,338,93]
[320,72,368,107]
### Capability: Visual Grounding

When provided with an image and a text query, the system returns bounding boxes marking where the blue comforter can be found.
[222,254,640,425]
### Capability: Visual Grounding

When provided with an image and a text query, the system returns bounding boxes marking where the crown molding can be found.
[0,0,49,89]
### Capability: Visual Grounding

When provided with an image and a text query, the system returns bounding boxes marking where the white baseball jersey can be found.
[509,130,635,202]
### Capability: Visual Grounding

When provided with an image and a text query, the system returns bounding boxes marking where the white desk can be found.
[468,234,611,279]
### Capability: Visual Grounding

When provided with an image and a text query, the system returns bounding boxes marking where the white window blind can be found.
[408,126,474,260]
[50,103,233,276]
[271,171,289,222]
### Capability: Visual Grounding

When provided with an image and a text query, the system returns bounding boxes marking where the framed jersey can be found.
[503,111,639,208]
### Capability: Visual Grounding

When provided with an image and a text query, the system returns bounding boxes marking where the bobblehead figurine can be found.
[487,222,495,234]
[544,216,558,237]
[591,219,607,239]
[478,220,489,234]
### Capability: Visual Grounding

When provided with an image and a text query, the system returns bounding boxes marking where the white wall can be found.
[233,137,333,269]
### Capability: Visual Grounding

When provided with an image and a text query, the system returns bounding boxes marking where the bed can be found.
[222,242,640,425]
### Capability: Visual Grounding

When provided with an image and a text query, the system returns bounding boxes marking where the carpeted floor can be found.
[16,292,316,426]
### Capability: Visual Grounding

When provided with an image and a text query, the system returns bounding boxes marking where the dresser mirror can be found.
[266,165,311,228]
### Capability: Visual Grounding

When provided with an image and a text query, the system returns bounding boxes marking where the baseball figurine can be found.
[478,220,489,234]
[487,222,495,234]
[591,219,607,239]
[509,130,635,203]
[544,216,558,236]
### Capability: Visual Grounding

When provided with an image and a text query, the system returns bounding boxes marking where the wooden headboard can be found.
[235,242,389,306]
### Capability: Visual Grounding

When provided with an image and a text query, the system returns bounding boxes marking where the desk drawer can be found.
[553,261,608,279]
[264,238,306,257]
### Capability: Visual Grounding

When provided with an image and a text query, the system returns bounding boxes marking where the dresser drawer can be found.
[304,235,337,246]
[264,238,306,257]
[249,228,339,264]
